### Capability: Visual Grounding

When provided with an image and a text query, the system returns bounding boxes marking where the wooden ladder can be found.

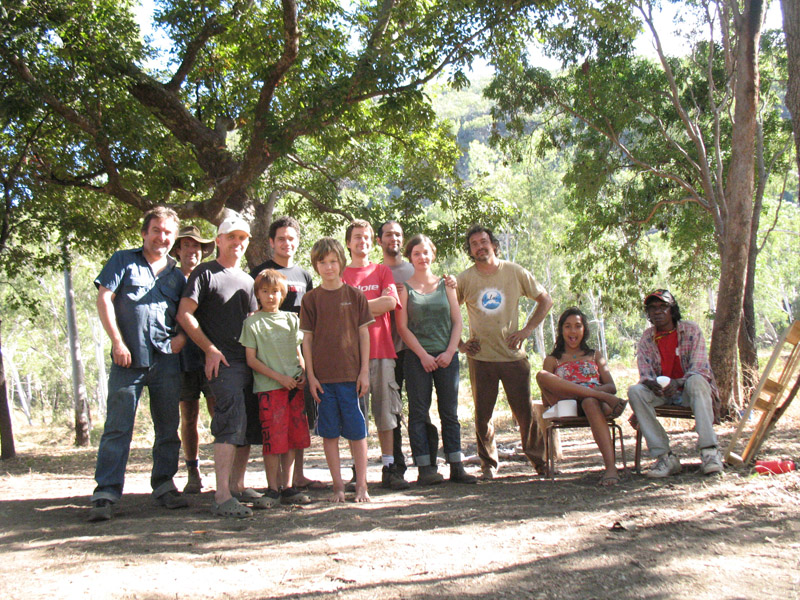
[724,320,800,466]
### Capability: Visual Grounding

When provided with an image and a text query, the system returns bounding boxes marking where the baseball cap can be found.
[644,289,675,306]
[217,215,251,237]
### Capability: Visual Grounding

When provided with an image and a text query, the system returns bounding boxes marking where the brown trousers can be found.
[467,357,545,474]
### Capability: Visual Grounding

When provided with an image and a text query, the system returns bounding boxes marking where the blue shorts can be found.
[316,382,368,441]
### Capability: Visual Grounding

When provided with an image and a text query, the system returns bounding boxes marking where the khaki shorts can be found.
[364,358,402,431]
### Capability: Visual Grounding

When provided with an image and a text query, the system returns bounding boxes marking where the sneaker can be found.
[88,499,113,522]
[381,464,411,490]
[701,447,724,475]
[280,487,312,505]
[183,466,202,494]
[646,453,682,478]
[156,490,189,509]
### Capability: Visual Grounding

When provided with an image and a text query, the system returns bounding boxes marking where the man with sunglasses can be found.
[628,289,723,477]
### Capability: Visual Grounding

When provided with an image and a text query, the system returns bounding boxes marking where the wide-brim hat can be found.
[644,289,675,306]
[170,225,216,259]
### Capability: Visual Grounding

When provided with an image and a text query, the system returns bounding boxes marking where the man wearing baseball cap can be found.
[628,289,723,477]
[178,214,263,517]
[171,226,216,493]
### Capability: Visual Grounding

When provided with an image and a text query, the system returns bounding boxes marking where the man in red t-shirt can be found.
[628,289,723,478]
[342,219,410,490]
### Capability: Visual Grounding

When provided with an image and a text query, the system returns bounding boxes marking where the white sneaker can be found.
[701,447,724,475]
[542,405,559,419]
[646,453,682,478]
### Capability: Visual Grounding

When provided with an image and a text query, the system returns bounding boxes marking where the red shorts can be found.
[257,388,311,455]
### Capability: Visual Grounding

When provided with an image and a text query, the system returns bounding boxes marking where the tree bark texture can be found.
[709,0,762,417]
[63,241,91,446]
[781,0,800,194]
[0,318,16,459]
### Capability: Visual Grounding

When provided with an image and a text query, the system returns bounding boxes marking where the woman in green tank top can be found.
[396,235,477,485]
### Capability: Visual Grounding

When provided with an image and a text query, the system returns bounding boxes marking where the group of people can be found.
[88,207,724,521]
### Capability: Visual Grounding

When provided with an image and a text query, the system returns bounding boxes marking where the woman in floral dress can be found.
[536,307,626,485]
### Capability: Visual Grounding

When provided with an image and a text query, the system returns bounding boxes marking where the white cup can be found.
[557,399,578,417]
[656,376,671,388]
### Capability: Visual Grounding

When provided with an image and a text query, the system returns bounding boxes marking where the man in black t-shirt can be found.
[178,215,260,518]
[250,216,324,490]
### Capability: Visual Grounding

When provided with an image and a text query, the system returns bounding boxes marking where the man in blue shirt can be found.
[89,207,189,522]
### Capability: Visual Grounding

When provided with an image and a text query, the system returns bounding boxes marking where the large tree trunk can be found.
[0,318,16,460]
[63,240,91,446]
[709,0,763,418]
[738,120,767,399]
[782,0,800,187]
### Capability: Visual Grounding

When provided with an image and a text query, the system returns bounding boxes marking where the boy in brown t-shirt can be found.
[300,238,374,502]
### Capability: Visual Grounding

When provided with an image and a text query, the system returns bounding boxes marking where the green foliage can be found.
[485,0,794,335]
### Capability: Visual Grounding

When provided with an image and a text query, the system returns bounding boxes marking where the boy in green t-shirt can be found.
[240,269,311,506]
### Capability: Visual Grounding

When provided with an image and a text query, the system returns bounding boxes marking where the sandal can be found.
[212,497,253,518]
[296,479,327,491]
[280,487,312,505]
[599,473,620,487]
[250,489,280,509]
[232,488,262,501]
[607,399,628,420]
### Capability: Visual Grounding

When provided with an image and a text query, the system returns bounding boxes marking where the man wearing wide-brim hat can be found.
[171,225,216,494]
[170,225,216,263]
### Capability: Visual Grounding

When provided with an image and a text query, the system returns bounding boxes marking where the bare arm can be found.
[594,350,617,394]
[97,286,131,368]
[357,325,371,397]
[177,296,229,380]
[506,291,554,350]
[302,332,323,402]
[368,294,397,316]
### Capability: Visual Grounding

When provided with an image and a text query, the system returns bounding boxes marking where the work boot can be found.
[183,466,202,494]
[449,461,478,484]
[417,465,444,486]
[381,464,411,490]
[155,490,189,509]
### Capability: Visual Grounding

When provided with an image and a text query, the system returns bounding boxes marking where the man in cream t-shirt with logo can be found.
[456,224,553,480]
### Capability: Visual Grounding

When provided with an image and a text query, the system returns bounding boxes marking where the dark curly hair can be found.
[550,307,594,360]
[463,224,500,261]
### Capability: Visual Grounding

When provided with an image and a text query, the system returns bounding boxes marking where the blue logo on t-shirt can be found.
[480,288,505,314]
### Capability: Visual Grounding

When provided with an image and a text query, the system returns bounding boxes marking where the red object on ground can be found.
[754,460,796,475]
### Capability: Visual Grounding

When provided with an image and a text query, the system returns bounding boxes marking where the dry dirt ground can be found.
[2,404,800,600]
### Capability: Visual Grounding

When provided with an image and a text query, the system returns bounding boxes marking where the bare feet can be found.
[329,488,346,503]
[354,485,371,503]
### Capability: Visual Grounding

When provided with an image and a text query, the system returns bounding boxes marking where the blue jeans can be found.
[92,353,181,502]
[405,351,463,466]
